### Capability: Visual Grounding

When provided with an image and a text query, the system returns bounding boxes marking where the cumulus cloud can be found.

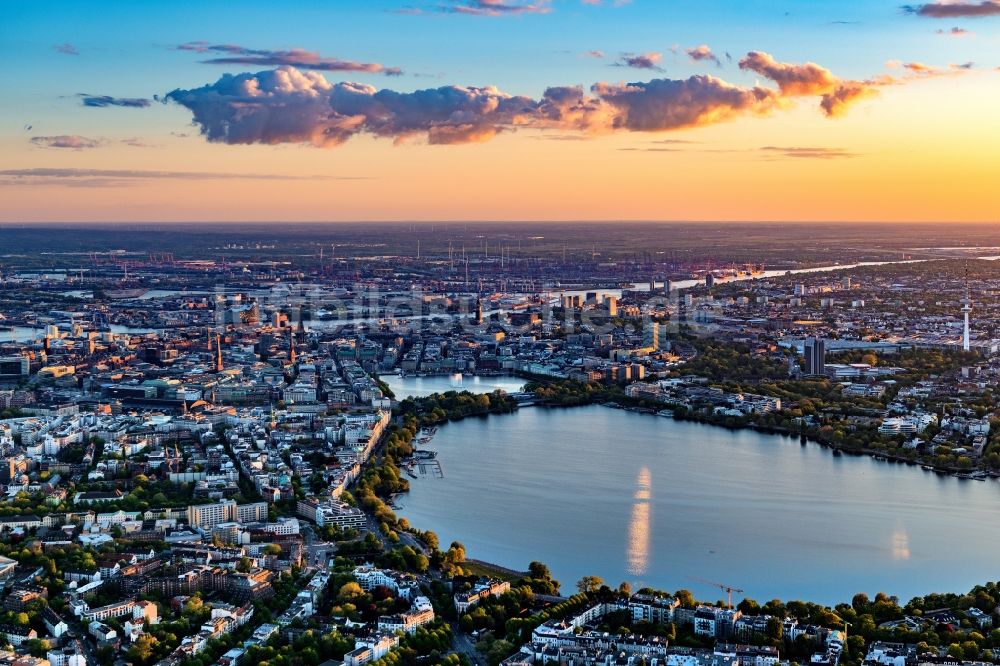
[53,42,78,56]
[739,51,880,117]
[739,51,840,96]
[29,135,103,150]
[590,77,778,130]
[78,94,152,108]
[615,52,663,70]
[165,54,892,148]
[165,67,540,146]
[177,42,402,75]
[819,82,879,117]
[686,45,721,67]
[903,1,1000,17]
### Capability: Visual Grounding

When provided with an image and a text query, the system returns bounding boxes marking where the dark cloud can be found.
[78,94,152,108]
[615,52,663,70]
[177,42,402,75]
[903,1,1000,17]
[29,135,103,150]
[164,54,889,148]
[53,42,78,56]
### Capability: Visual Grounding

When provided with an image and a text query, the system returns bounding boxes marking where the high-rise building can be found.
[644,322,660,350]
[187,500,268,529]
[962,270,972,352]
[474,298,484,325]
[705,273,715,288]
[643,322,669,351]
[804,338,825,375]
[561,295,582,309]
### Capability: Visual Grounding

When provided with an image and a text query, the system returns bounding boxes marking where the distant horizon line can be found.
[2,219,999,227]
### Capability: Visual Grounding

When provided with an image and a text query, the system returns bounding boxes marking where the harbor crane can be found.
[689,577,745,609]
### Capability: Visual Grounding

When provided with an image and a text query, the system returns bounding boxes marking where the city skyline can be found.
[2,0,999,223]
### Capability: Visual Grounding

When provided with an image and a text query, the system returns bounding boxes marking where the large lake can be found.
[396,405,1000,606]
[4,324,156,343]
[382,374,526,399]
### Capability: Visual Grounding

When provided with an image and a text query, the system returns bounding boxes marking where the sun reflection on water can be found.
[627,466,652,575]
[891,522,911,561]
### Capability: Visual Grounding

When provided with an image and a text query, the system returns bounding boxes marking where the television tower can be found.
[961,266,972,352]
[214,333,224,373]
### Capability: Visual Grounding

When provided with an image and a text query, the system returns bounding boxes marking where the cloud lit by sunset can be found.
[2,0,998,222]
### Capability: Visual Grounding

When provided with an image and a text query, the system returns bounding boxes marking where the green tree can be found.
[339,582,365,600]
[576,576,604,594]
[127,634,159,665]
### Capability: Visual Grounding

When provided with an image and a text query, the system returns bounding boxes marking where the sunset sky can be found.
[2,0,999,223]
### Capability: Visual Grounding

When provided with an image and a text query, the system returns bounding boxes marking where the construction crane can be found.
[689,577,745,609]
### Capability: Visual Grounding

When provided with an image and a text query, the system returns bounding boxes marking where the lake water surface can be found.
[383,374,526,399]
[397,405,1000,606]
